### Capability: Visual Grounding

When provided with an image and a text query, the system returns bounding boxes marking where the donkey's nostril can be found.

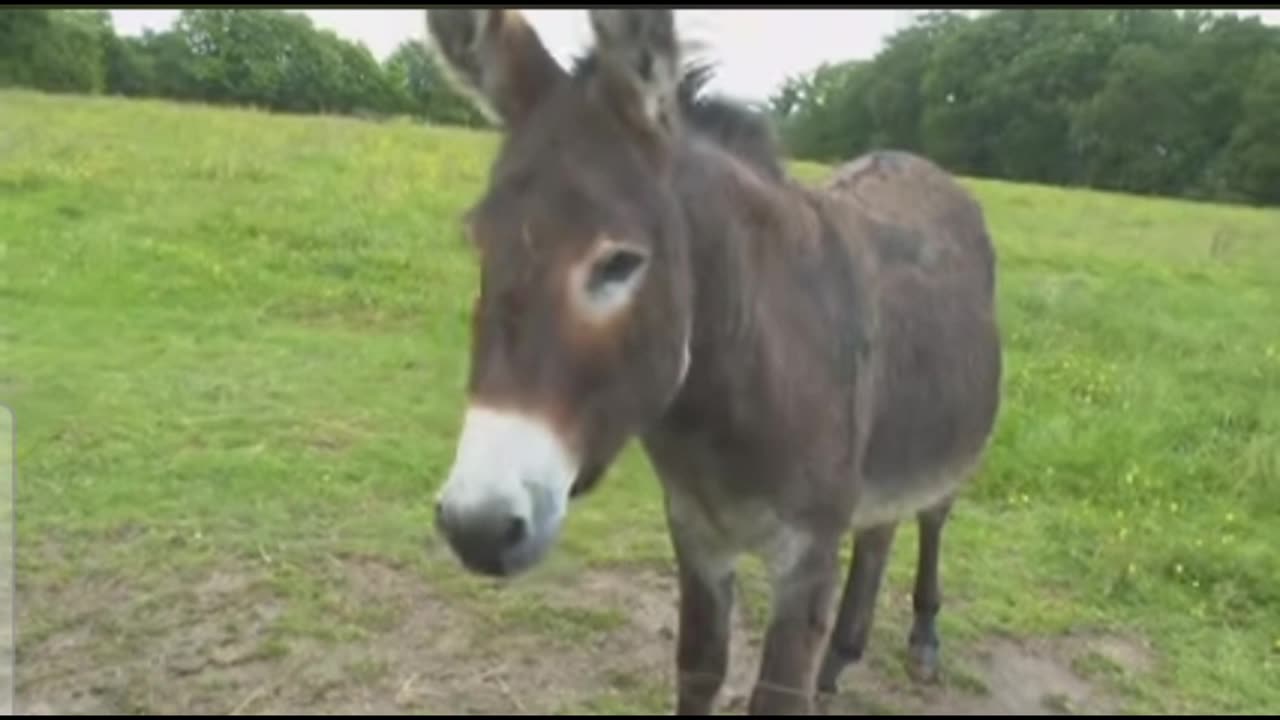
[503,515,528,548]
[434,497,542,577]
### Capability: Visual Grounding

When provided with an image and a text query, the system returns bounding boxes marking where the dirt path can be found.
[15,556,1151,715]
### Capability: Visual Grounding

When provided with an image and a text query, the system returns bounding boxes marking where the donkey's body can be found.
[643,128,1002,712]
[651,143,1001,534]
[428,10,1001,714]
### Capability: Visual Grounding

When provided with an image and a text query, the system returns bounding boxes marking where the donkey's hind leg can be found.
[815,522,898,695]
[906,496,955,684]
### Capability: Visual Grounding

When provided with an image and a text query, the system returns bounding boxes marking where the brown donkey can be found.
[429,9,1003,715]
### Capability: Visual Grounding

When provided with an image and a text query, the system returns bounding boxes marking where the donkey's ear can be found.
[426,9,566,128]
[588,9,682,134]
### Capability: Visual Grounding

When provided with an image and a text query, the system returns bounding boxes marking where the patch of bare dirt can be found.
[15,552,1153,715]
[1073,632,1154,676]
[17,566,285,715]
[524,564,767,710]
[818,630,1155,716]
[533,570,1155,715]
[314,557,757,715]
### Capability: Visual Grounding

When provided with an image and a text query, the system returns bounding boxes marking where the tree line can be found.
[0,8,487,127]
[5,9,1278,206]
[770,9,1280,206]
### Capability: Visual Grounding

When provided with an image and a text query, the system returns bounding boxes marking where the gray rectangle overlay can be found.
[0,407,12,715]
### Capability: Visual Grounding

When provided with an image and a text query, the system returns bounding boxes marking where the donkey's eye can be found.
[576,244,650,321]
[590,247,648,291]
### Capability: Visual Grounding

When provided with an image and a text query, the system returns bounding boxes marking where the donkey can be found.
[428,9,1003,715]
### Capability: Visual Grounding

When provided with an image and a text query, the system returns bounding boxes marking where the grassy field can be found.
[3,88,1278,715]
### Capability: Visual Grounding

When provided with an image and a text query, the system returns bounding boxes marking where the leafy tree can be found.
[0,9,110,93]
[1070,43,1199,196]
[769,60,869,161]
[104,34,157,97]
[1214,51,1280,204]
[383,39,487,126]
[862,11,968,153]
[773,8,1280,206]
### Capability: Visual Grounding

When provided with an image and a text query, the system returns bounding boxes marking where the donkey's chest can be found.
[664,480,810,580]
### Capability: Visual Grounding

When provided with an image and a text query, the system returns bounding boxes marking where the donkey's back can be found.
[821,149,1002,529]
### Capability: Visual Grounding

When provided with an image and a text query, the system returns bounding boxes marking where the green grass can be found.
[3,89,1279,714]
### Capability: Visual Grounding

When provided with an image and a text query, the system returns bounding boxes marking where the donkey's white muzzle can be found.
[434,406,579,577]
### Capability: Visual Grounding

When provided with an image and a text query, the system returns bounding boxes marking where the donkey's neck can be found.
[663,138,870,447]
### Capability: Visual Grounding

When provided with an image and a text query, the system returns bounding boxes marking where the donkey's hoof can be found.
[906,643,941,684]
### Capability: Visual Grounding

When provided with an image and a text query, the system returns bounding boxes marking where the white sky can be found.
[108,8,1280,104]
[105,8,939,102]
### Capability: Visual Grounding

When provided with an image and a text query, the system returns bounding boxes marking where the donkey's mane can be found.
[570,52,787,182]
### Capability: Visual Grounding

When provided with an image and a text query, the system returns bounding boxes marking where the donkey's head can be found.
[430,10,695,577]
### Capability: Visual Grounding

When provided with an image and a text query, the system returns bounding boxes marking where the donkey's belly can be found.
[851,289,1002,529]
[849,340,999,529]
[850,455,978,529]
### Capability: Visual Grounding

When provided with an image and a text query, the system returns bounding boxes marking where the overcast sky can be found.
[108,8,1280,103]
[105,8,941,102]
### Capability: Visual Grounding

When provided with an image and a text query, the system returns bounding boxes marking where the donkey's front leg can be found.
[748,532,842,715]
[667,514,736,715]
[673,550,735,714]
